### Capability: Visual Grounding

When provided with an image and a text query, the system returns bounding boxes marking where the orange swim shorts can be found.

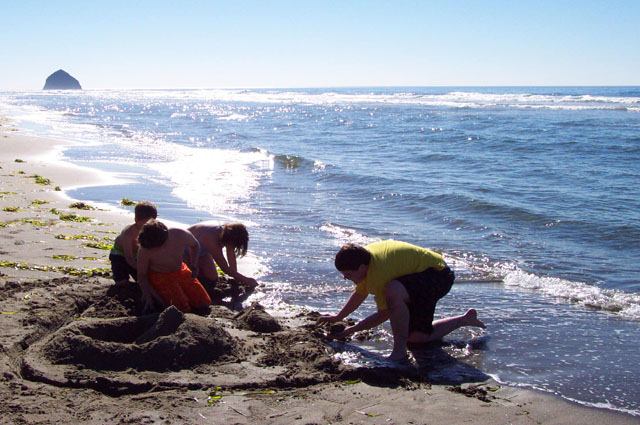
[148,263,211,313]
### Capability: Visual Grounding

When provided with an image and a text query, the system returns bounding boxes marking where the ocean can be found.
[1,86,639,416]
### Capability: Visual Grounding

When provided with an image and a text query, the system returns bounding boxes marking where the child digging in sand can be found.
[318,240,486,361]
[137,219,211,313]
[108,200,157,286]
[187,221,259,288]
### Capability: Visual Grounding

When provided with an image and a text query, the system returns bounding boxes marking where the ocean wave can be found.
[8,88,639,113]
[273,154,308,170]
[319,222,379,247]
[502,269,640,320]
[258,151,327,172]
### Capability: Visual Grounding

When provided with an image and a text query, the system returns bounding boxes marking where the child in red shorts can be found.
[136,219,211,313]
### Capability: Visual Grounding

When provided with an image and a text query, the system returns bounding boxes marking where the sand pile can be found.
[40,306,243,372]
[6,276,351,397]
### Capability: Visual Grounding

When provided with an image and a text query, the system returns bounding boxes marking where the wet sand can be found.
[1,121,638,424]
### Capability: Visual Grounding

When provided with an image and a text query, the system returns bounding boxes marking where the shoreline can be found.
[1,122,638,423]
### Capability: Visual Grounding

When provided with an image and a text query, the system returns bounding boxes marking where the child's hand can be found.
[244,277,259,287]
[317,315,340,325]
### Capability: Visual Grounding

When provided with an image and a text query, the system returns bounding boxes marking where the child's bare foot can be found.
[386,350,409,363]
[464,308,486,329]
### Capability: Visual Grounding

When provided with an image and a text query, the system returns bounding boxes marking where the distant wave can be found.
[319,222,379,247]
[502,269,640,321]
[7,88,639,113]
[79,88,640,112]
[273,154,308,169]
[446,251,640,321]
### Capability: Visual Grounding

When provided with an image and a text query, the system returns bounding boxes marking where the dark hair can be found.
[220,223,249,257]
[137,219,169,249]
[334,244,371,271]
[134,201,158,221]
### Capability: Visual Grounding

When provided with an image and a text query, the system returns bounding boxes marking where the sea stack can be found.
[43,69,82,90]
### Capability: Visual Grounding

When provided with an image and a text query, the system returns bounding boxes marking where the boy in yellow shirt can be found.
[319,240,485,361]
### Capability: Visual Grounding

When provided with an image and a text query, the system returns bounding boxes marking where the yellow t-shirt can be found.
[355,240,446,311]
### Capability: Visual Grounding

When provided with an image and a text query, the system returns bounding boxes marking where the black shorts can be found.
[396,266,454,334]
[109,253,137,283]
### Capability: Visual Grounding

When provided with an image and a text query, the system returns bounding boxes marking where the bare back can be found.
[187,221,223,253]
[139,228,199,274]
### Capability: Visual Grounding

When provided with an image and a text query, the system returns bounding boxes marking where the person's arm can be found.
[318,291,367,324]
[122,227,138,269]
[211,245,258,287]
[334,309,390,338]
[226,245,238,272]
[184,231,200,278]
[136,249,164,312]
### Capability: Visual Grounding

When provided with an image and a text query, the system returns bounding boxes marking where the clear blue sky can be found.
[2,0,639,89]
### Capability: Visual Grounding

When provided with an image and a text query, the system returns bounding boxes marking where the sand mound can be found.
[235,302,282,333]
[42,306,242,372]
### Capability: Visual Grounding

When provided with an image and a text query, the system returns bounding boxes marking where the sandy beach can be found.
[1,120,638,424]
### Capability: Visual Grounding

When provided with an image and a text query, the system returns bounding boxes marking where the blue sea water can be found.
[1,87,639,416]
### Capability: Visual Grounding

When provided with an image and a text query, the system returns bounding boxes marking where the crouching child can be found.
[136,219,211,313]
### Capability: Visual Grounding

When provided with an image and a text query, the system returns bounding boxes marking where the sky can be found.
[1,0,639,89]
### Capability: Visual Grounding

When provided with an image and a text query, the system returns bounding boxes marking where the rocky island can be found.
[43,69,82,90]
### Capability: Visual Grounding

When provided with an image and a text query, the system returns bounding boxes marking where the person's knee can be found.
[385,280,409,308]
[201,267,219,282]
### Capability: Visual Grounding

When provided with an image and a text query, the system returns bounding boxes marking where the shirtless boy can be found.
[318,240,486,361]
[109,201,157,286]
[137,219,211,313]
[187,221,258,287]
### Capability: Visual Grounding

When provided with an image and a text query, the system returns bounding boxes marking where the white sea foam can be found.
[490,377,640,417]
[0,101,104,145]
[8,88,638,116]
[502,268,640,320]
[319,222,379,247]
[99,88,640,112]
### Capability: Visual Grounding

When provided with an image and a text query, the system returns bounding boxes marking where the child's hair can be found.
[334,244,371,271]
[137,219,169,249]
[134,201,158,221]
[220,223,249,257]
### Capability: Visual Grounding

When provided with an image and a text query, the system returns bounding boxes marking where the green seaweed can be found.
[59,213,93,222]
[0,260,110,277]
[52,254,78,261]
[206,387,224,405]
[29,174,51,185]
[15,219,48,226]
[14,159,25,163]
[55,234,100,241]
[83,241,112,250]
[30,200,49,205]
[2,206,20,212]
[120,198,136,206]
[54,186,61,191]
[69,202,95,210]
[58,266,111,277]
[49,208,60,215]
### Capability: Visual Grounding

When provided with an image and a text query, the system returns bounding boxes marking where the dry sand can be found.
[1,120,638,424]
